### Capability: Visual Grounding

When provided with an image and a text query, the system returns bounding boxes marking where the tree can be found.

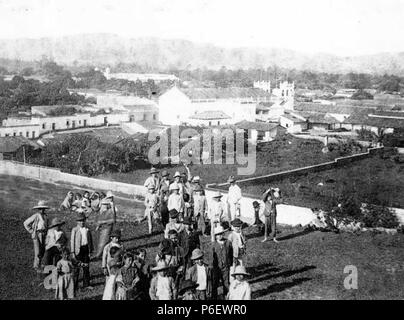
[351,89,374,100]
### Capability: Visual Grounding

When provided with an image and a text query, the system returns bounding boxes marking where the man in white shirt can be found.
[185,248,211,300]
[227,176,242,222]
[208,191,227,242]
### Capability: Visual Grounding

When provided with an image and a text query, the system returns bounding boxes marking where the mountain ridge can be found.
[0,33,403,75]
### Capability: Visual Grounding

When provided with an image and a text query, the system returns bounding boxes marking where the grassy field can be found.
[97,134,344,185]
[1,175,404,300]
[241,155,404,209]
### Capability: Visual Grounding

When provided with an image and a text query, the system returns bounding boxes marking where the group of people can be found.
[23,163,284,300]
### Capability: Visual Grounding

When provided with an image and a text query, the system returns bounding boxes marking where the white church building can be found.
[158,86,272,126]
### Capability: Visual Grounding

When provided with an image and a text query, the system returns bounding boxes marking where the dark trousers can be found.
[211,267,229,300]
[74,245,90,289]
[264,214,277,238]
[43,246,62,266]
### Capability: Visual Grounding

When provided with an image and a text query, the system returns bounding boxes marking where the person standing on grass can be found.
[159,184,170,228]
[159,170,171,194]
[70,211,93,291]
[262,187,282,243]
[144,184,159,235]
[164,209,185,238]
[102,229,124,276]
[178,216,201,271]
[208,191,227,243]
[149,261,177,300]
[252,201,263,227]
[144,167,161,191]
[185,248,211,300]
[173,171,185,197]
[95,191,117,258]
[167,182,184,221]
[55,248,75,300]
[193,186,208,236]
[227,265,251,300]
[227,176,242,222]
[23,200,50,273]
[44,217,68,266]
[227,218,246,267]
[210,225,233,300]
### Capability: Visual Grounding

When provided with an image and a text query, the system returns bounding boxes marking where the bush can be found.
[362,205,399,228]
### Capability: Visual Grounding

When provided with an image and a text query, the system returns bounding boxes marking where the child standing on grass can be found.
[144,185,159,235]
[116,252,140,300]
[227,265,251,300]
[102,229,123,276]
[102,247,123,300]
[55,248,75,300]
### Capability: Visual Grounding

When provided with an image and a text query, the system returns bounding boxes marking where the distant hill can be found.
[0,33,403,75]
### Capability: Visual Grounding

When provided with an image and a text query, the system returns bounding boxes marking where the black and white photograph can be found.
[0,0,404,303]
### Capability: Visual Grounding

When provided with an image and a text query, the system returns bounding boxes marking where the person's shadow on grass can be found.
[252,277,312,299]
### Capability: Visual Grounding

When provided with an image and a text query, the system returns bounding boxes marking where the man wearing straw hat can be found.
[210,225,233,300]
[227,175,242,222]
[208,191,227,243]
[23,200,50,272]
[149,260,177,300]
[172,171,185,197]
[95,191,118,258]
[43,217,67,266]
[144,167,161,191]
[227,265,251,300]
[186,248,211,300]
[144,184,159,235]
[193,184,208,236]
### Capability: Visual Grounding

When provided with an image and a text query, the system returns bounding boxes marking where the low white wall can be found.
[0,160,147,197]
[205,188,316,226]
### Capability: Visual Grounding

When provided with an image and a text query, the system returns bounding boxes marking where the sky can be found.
[0,0,403,56]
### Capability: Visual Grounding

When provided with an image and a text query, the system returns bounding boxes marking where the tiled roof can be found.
[189,110,231,120]
[181,87,271,100]
[295,102,373,114]
[235,120,278,131]
[0,136,40,153]
[343,111,404,128]
[280,113,307,123]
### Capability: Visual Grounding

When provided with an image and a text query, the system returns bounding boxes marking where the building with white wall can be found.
[158,86,270,126]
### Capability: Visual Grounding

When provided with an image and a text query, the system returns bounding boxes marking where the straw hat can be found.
[179,279,198,295]
[214,225,227,235]
[228,175,236,183]
[231,265,250,277]
[161,170,170,177]
[105,191,114,199]
[190,248,204,260]
[212,191,223,198]
[192,176,200,182]
[173,171,181,178]
[151,260,170,271]
[150,167,159,174]
[48,217,65,229]
[32,200,50,210]
[169,182,180,191]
